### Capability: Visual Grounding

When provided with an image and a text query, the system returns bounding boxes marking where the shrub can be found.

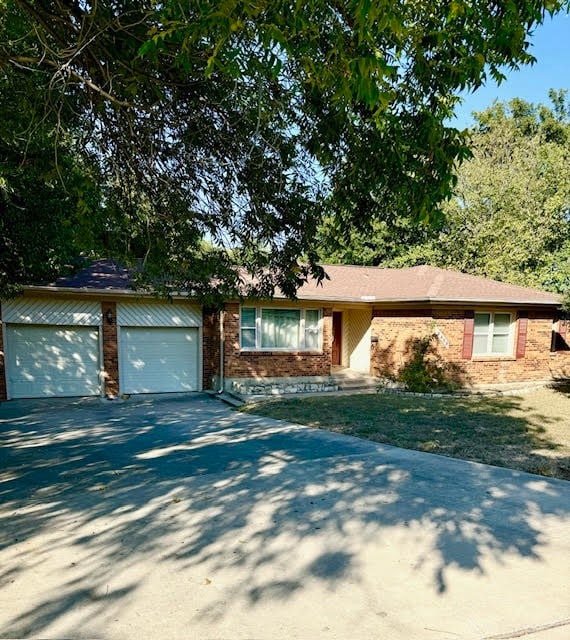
[397,334,463,393]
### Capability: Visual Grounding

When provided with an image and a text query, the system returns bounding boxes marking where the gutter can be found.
[218,309,225,394]
[21,286,560,307]
[288,296,561,306]
[22,285,192,299]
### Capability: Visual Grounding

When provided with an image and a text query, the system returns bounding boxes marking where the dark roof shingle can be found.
[52,260,133,290]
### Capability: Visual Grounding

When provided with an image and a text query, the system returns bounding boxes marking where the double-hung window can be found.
[240,308,257,349]
[240,307,321,351]
[473,312,513,356]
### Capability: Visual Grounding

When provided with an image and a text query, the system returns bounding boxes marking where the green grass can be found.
[241,386,570,480]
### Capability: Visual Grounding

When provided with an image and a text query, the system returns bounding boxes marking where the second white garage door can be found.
[119,327,199,394]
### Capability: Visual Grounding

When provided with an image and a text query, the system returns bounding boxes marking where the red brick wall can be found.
[371,307,570,385]
[550,354,570,379]
[549,318,570,379]
[223,302,333,379]
[435,308,556,384]
[202,308,221,389]
[0,306,6,400]
[101,301,119,397]
[370,309,433,376]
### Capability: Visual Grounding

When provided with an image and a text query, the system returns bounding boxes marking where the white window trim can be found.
[240,306,322,352]
[473,311,514,357]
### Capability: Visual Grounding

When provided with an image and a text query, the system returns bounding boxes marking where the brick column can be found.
[322,307,333,373]
[0,306,6,400]
[223,302,240,377]
[102,301,119,397]
[202,307,221,390]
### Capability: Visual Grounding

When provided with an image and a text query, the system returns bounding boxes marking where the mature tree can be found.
[409,93,570,293]
[562,288,570,315]
[0,46,106,295]
[319,92,570,296]
[317,213,439,266]
[1,0,568,298]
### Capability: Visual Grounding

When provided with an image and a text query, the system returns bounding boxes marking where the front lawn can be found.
[241,385,570,480]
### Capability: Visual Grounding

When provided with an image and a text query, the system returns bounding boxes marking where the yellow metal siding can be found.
[347,308,372,372]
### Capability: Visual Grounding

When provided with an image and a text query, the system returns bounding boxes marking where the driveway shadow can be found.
[0,394,568,637]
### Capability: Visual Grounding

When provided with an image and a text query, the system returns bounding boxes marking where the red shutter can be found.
[462,311,475,359]
[516,311,528,359]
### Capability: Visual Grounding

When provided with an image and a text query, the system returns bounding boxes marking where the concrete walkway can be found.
[0,394,568,639]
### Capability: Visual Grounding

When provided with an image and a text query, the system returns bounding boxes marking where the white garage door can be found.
[120,327,199,394]
[6,325,100,398]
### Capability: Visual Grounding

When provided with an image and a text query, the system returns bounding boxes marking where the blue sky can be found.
[451,11,570,128]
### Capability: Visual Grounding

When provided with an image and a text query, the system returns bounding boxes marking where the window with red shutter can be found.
[471,312,514,356]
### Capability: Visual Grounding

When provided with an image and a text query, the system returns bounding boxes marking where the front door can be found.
[332,311,342,366]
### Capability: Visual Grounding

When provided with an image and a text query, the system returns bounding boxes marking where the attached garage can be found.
[3,299,101,399]
[117,302,202,394]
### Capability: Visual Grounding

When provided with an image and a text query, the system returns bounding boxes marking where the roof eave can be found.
[17,286,561,307]
[295,294,560,306]
[22,285,190,299]
[427,296,560,306]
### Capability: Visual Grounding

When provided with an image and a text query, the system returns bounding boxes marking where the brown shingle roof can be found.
[294,265,560,305]
[35,261,560,306]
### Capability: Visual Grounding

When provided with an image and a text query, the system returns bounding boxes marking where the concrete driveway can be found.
[0,393,569,640]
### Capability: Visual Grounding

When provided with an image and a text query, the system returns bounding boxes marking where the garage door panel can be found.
[120,327,199,394]
[6,325,100,398]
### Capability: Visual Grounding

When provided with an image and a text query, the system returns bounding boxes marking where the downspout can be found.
[217,308,225,393]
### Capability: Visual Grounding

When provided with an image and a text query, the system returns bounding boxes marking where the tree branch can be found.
[4,55,134,108]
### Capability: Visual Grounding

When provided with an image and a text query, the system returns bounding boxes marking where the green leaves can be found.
[2,0,569,298]
[318,91,570,297]
[562,290,570,315]
[446,95,570,292]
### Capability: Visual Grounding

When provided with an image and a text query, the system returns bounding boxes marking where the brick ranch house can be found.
[0,260,568,400]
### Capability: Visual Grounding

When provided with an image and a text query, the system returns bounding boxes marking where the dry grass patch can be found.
[242,385,570,480]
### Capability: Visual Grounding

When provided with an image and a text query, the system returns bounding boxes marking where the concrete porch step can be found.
[334,380,378,391]
[330,370,379,391]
